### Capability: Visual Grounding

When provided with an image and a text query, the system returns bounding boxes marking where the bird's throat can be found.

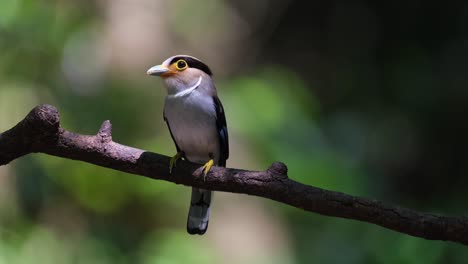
[169,76,203,98]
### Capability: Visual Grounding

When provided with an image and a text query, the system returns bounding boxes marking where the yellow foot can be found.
[169,152,183,174]
[202,159,214,181]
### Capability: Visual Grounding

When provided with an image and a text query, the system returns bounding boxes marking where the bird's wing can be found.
[213,96,229,167]
[164,115,182,154]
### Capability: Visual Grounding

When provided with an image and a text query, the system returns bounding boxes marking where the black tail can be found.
[186,188,212,235]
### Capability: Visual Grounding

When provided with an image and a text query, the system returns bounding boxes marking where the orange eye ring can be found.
[175,59,188,71]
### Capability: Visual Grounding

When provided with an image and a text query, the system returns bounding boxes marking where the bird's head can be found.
[147,55,213,95]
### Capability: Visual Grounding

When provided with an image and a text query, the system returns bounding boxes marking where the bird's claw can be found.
[169,152,183,174]
[202,159,214,181]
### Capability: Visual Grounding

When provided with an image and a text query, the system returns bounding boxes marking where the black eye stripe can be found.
[169,56,212,76]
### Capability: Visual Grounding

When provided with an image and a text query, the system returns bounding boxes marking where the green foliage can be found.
[1,0,467,263]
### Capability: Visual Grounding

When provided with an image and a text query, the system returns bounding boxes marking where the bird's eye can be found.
[175,60,188,70]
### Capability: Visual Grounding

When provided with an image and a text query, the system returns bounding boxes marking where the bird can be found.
[147,55,229,235]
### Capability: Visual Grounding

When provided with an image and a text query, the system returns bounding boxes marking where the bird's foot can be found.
[202,159,214,181]
[169,152,183,174]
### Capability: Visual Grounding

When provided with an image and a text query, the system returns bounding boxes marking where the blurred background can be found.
[1,0,468,263]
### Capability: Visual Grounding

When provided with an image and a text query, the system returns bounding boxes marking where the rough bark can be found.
[1,105,467,245]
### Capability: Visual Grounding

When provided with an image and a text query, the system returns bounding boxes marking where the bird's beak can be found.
[147,65,169,76]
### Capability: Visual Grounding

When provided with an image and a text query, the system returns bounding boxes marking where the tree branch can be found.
[1,105,467,245]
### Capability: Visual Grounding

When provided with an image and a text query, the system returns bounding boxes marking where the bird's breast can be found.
[164,92,219,164]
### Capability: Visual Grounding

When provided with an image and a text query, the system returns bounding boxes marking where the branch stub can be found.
[267,162,288,178]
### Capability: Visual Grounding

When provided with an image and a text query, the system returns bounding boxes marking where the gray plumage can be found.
[148,55,229,235]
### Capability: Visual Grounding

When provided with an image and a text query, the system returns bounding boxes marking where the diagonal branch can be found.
[1,105,467,245]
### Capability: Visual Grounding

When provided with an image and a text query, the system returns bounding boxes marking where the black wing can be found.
[213,96,229,167]
[164,115,182,154]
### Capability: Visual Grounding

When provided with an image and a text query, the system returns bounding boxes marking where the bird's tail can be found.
[187,187,212,235]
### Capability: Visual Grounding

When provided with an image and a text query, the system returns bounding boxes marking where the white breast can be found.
[164,91,220,164]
